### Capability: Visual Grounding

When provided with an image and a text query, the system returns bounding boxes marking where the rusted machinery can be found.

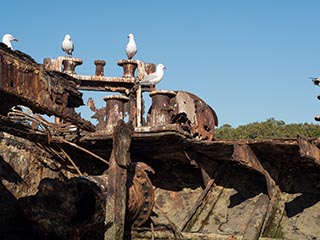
[0,42,219,239]
[44,53,218,140]
[1,42,320,240]
[0,43,94,131]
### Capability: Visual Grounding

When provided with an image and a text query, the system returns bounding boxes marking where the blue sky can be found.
[2,1,320,127]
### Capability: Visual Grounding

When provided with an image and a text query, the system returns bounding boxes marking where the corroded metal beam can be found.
[0,43,94,131]
[172,91,218,141]
[298,137,320,165]
[232,143,278,199]
[104,120,133,239]
[243,194,269,240]
[180,179,217,232]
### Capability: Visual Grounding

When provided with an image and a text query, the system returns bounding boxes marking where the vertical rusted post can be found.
[94,60,106,76]
[62,58,83,74]
[104,95,129,133]
[118,59,137,77]
[62,59,75,74]
[125,94,137,129]
[104,120,133,240]
[147,90,176,127]
[136,86,142,127]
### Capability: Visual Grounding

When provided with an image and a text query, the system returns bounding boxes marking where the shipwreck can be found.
[0,42,319,240]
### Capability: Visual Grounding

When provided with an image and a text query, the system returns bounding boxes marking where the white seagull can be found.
[126,33,137,59]
[2,33,18,50]
[61,34,74,56]
[139,64,166,86]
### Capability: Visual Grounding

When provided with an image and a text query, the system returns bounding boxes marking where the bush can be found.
[214,118,320,140]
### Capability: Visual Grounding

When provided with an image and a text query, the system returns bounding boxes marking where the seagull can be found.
[311,77,320,86]
[126,33,137,59]
[2,33,18,50]
[61,34,74,56]
[139,64,166,86]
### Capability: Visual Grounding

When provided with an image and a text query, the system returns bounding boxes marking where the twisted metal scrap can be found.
[7,105,109,170]
[8,105,79,139]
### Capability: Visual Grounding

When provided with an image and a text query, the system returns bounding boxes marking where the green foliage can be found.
[214,118,320,140]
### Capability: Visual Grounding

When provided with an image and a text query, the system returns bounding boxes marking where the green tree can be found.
[214,118,320,140]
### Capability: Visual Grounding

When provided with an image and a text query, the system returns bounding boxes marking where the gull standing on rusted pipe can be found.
[126,33,137,59]
[139,64,166,86]
[2,33,18,50]
[61,34,74,56]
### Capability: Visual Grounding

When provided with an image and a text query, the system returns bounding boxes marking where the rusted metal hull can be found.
[1,42,320,240]
[0,43,94,131]
[1,124,320,239]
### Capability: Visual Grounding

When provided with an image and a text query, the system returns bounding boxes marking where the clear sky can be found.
[2,1,320,127]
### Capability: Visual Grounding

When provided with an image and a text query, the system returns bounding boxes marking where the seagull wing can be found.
[139,71,159,85]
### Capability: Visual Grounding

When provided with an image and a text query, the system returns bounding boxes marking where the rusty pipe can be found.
[118,59,137,78]
[94,60,106,76]
[147,90,176,127]
[103,95,130,133]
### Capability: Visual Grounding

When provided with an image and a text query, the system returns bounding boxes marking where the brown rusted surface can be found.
[62,58,83,74]
[2,86,319,239]
[104,121,132,239]
[69,59,155,92]
[94,60,106,76]
[127,91,138,127]
[1,45,320,240]
[87,97,106,130]
[232,143,278,198]
[172,91,218,141]
[180,179,216,232]
[103,95,129,133]
[72,74,136,92]
[118,59,138,78]
[42,54,221,141]
[17,164,154,240]
[298,137,320,165]
[147,90,176,127]
[1,120,320,239]
[44,57,136,93]
[243,194,270,240]
[126,162,155,229]
[0,43,94,131]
